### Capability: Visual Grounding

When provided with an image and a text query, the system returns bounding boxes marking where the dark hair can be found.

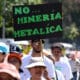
[19,68,23,73]
[2,52,6,55]
[31,39,44,43]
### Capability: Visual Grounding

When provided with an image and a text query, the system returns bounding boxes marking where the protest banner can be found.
[13,3,62,40]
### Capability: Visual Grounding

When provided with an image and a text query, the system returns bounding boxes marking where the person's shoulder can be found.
[60,60,71,68]
[22,49,32,60]
[61,56,69,61]
[22,54,31,64]
[22,54,31,59]
[44,56,53,62]
[56,59,68,67]
[60,58,68,63]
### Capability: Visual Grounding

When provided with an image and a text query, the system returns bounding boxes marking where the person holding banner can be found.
[21,39,56,80]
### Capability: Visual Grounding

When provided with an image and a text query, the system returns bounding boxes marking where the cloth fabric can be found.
[26,77,46,80]
[55,59,73,80]
[56,70,65,80]
[72,72,77,80]
[69,59,80,80]
[69,59,80,73]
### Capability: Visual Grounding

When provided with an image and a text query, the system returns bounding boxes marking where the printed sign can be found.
[13,3,62,40]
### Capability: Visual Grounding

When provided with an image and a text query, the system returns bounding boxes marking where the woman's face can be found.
[8,57,21,70]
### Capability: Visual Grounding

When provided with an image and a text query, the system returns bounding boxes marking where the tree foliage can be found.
[62,0,80,43]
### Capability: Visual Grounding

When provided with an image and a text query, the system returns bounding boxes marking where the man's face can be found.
[31,40,43,53]
[70,54,76,60]
[29,66,44,78]
[51,47,62,57]
[0,73,16,80]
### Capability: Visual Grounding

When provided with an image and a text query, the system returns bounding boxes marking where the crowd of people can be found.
[0,39,80,80]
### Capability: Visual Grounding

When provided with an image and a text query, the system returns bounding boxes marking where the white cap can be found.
[25,57,46,69]
[15,41,29,45]
[0,62,20,80]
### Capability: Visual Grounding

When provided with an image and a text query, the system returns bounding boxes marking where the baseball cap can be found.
[10,44,23,54]
[51,43,63,50]
[0,42,9,54]
[25,57,46,69]
[0,62,20,80]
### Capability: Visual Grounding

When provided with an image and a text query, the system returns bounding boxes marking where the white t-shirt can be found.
[21,50,56,80]
[26,77,46,80]
[56,70,65,80]
[60,56,69,63]
[69,59,80,73]
[55,59,73,80]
